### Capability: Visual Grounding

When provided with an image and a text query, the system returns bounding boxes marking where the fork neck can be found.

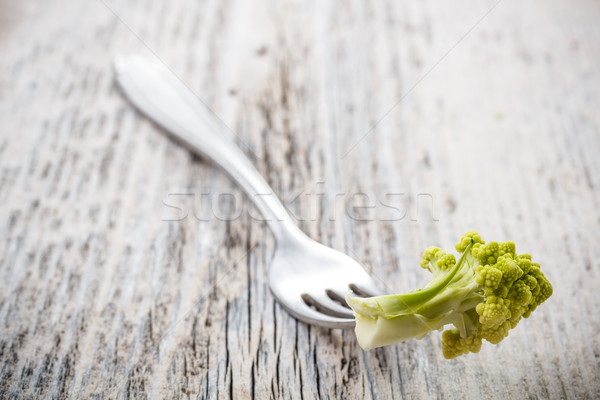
[238,183,308,245]
[196,139,307,244]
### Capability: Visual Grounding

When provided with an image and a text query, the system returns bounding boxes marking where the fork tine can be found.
[349,278,386,298]
[325,289,351,307]
[279,298,355,329]
[301,293,354,318]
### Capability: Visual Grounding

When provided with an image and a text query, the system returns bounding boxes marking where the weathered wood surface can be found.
[1,0,599,398]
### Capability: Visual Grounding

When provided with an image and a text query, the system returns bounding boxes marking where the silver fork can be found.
[114,55,383,328]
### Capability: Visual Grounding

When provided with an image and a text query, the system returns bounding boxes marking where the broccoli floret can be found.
[345,230,553,359]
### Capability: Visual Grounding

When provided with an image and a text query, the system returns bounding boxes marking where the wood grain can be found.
[1,0,599,398]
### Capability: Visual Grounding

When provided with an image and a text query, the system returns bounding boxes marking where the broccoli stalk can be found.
[345,231,553,359]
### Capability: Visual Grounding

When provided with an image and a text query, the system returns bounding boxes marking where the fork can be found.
[114,55,383,328]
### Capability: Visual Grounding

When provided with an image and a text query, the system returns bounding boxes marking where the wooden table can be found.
[1,0,599,398]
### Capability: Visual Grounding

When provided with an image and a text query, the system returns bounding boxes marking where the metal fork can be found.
[114,55,383,328]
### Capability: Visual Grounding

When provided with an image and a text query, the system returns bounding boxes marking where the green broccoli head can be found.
[345,230,553,359]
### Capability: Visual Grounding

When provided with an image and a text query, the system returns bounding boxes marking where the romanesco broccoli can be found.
[345,231,552,359]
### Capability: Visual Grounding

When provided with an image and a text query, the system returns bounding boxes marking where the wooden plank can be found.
[1,0,599,398]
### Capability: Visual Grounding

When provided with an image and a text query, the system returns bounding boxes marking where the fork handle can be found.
[114,55,304,242]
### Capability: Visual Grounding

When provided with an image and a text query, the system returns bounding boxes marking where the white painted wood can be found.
[1,0,599,398]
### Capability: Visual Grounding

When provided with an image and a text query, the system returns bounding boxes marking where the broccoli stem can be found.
[370,241,474,318]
